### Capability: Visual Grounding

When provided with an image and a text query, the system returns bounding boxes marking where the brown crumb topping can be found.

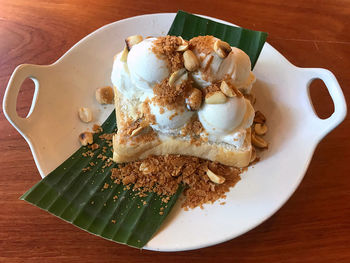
[181,115,206,142]
[93,124,103,133]
[152,36,184,72]
[202,83,220,97]
[189,36,215,55]
[111,155,241,209]
[152,78,193,110]
[89,143,99,150]
[142,99,156,125]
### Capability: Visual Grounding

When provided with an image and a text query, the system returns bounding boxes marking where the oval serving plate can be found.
[3,13,347,251]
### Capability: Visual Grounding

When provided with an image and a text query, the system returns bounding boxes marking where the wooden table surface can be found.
[1,0,349,262]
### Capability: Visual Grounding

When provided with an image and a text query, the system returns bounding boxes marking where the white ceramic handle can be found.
[3,64,43,135]
[301,67,347,137]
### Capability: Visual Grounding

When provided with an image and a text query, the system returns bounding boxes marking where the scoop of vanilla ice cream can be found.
[191,40,255,93]
[199,97,254,147]
[198,97,254,135]
[127,38,170,91]
[149,101,194,134]
[148,71,194,134]
[111,51,141,100]
[191,40,222,88]
[217,47,253,92]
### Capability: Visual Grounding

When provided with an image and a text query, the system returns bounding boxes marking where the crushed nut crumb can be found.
[111,155,241,209]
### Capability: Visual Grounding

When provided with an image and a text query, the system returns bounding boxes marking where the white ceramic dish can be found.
[3,13,347,252]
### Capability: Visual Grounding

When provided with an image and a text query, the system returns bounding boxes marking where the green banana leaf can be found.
[21,110,184,248]
[20,11,267,249]
[169,11,267,69]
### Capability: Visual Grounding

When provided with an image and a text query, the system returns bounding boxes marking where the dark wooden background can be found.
[0,0,349,262]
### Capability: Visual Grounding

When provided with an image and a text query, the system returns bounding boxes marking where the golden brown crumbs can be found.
[152,78,193,110]
[82,167,91,172]
[93,124,103,133]
[202,83,220,97]
[159,211,164,215]
[99,133,114,141]
[181,115,208,146]
[152,36,184,72]
[122,175,136,185]
[162,196,170,203]
[103,183,109,189]
[189,36,215,55]
[159,107,165,114]
[111,219,116,224]
[220,202,226,205]
[96,133,113,147]
[142,99,156,125]
[82,150,94,158]
[89,162,95,166]
[110,155,241,209]
[181,115,204,137]
[113,195,118,200]
[102,158,114,169]
[89,143,99,150]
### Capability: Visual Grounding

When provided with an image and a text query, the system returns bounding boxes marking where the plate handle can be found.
[301,68,347,137]
[2,64,43,135]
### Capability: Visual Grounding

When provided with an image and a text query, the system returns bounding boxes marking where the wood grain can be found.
[0,0,349,262]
